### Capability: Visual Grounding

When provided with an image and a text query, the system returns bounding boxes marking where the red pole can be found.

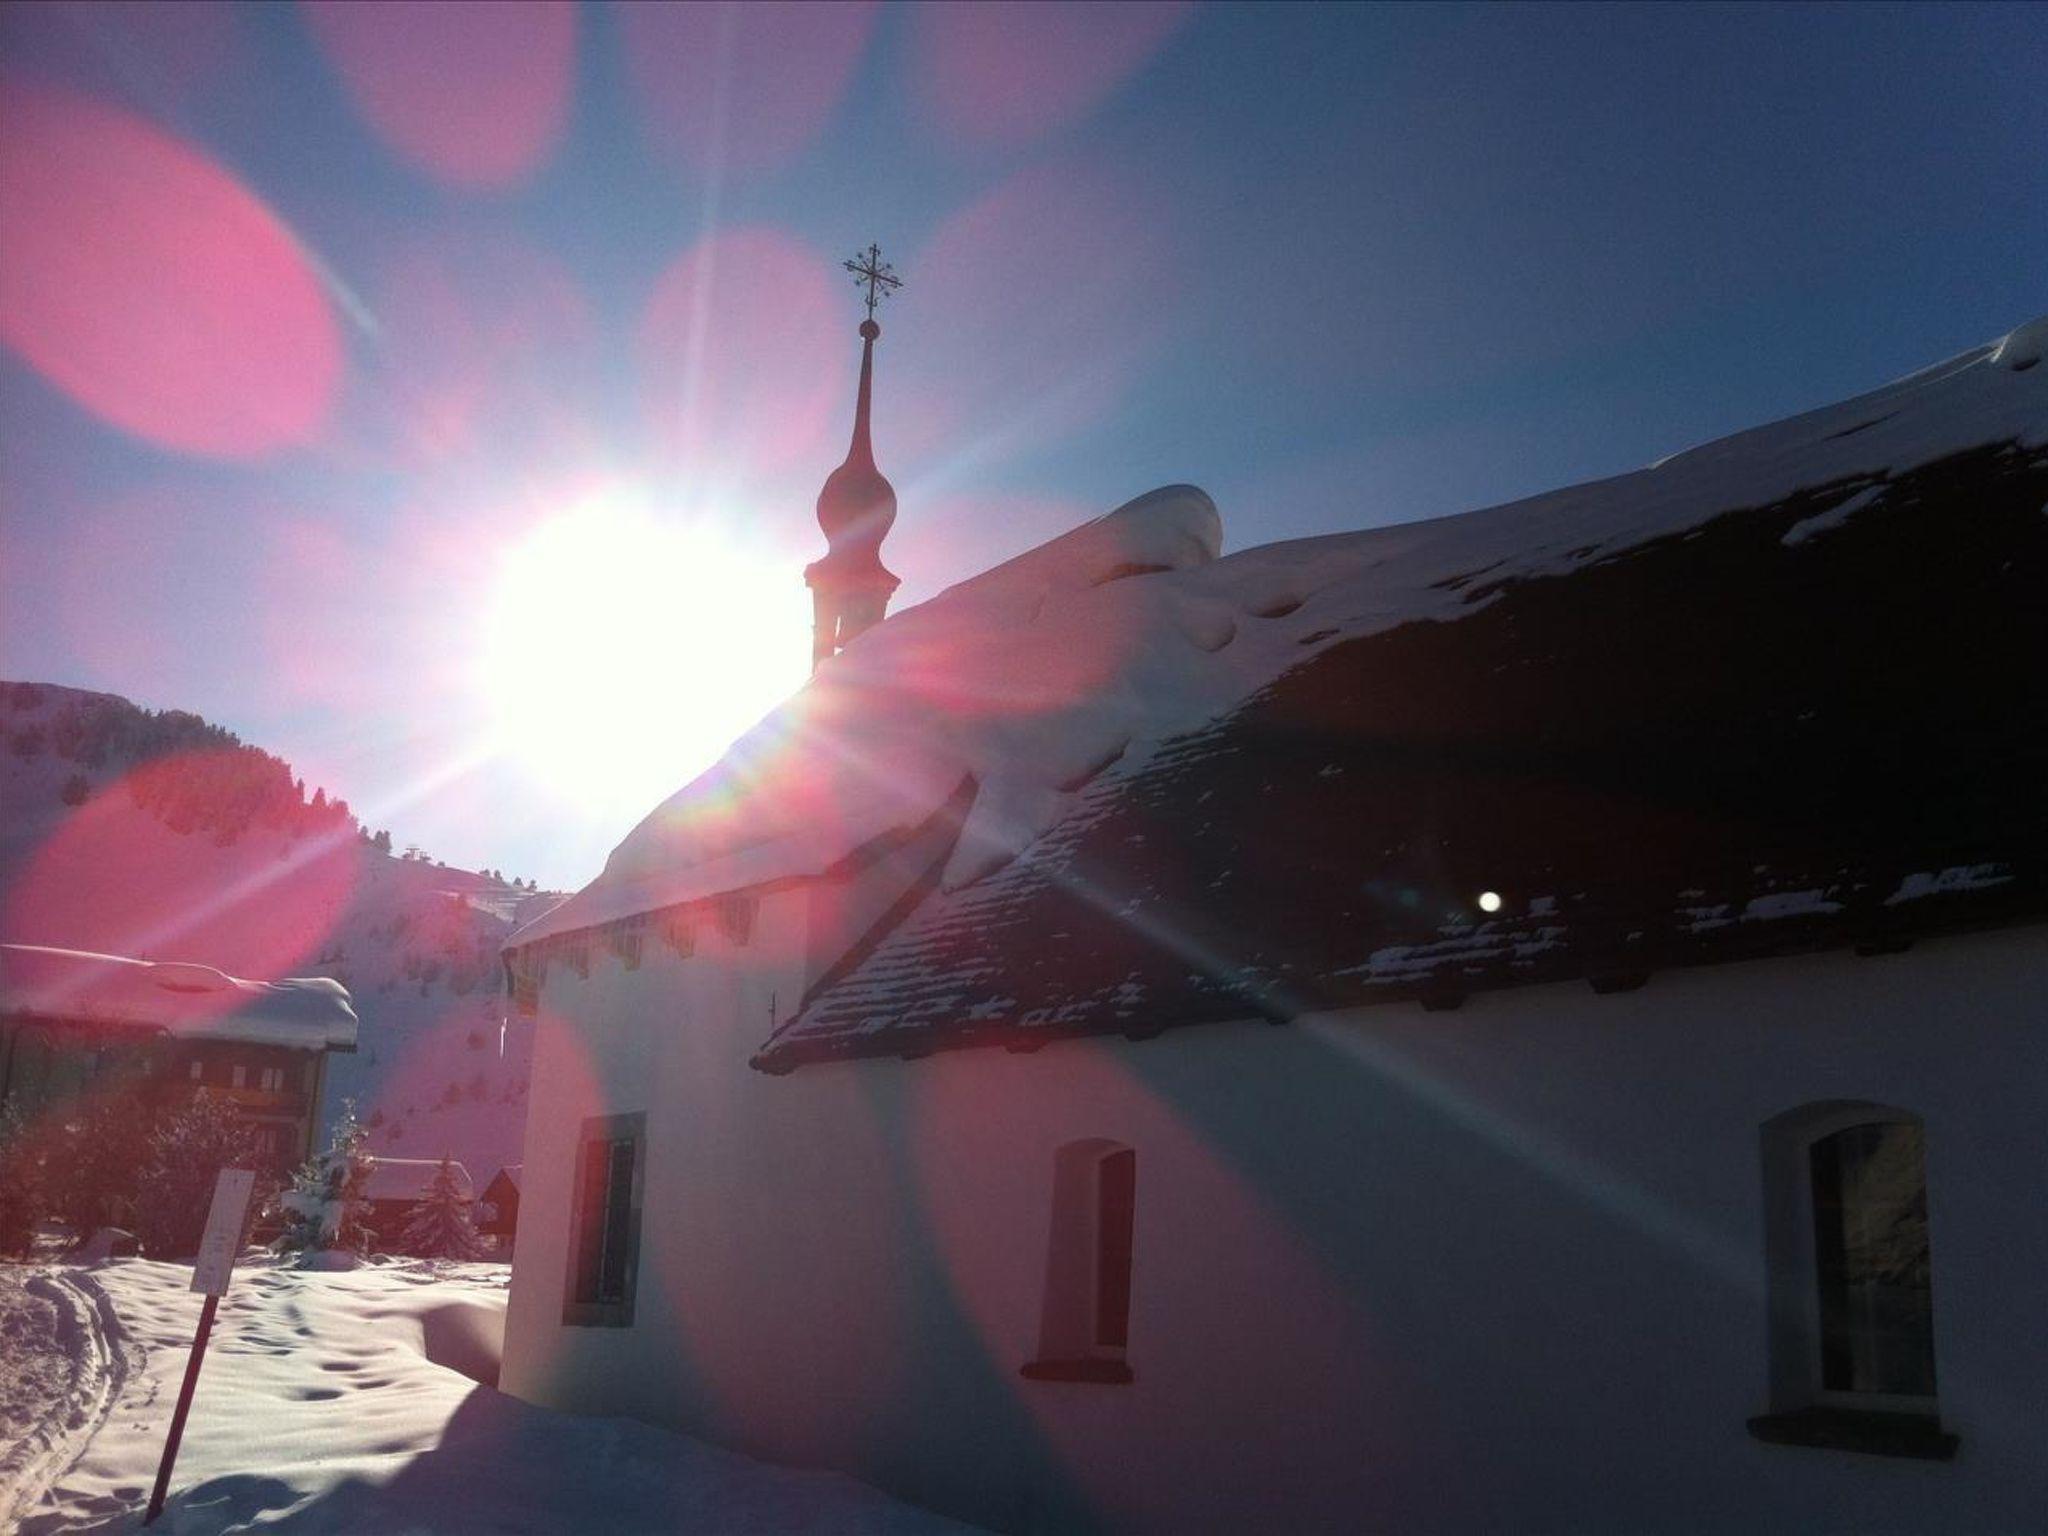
[144,1291,220,1525]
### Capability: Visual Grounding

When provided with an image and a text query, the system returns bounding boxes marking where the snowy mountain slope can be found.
[0,683,558,1179]
[515,314,2048,953]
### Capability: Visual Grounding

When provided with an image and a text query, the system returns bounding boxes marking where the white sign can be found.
[190,1168,257,1296]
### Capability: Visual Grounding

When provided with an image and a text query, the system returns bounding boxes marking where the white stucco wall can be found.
[502,916,2048,1535]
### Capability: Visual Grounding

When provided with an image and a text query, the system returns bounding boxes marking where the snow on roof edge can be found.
[512,318,2048,953]
[0,943,359,1051]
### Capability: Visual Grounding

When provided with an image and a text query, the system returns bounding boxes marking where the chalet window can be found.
[1750,1103,1956,1459]
[188,1059,203,1082]
[230,1063,247,1089]
[562,1112,645,1328]
[259,1067,284,1092]
[1021,1139,1135,1384]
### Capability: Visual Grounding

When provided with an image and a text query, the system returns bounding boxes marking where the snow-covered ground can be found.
[0,1258,978,1534]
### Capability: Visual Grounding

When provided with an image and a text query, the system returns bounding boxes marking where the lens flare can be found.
[0,78,341,458]
[621,0,878,177]
[478,489,811,820]
[913,1,1190,148]
[303,0,576,190]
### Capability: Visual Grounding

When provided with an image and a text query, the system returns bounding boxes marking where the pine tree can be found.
[271,1102,373,1260]
[397,1155,489,1262]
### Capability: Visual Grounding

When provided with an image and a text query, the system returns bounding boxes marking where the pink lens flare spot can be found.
[637,228,844,482]
[914,1,1190,148]
[4,751,359,983]
[900,161,1173,464]
[0,79,342,459]
[622,1,878,177]
[253,517,378,712]
[302,0,576,190]
[904,1039,1398,1531]
[649,1062,905,1457]
[345,229,599,471]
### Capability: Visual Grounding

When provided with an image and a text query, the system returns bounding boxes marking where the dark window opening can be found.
[1810,1121,1935,1398]
[1095,1149,1134,1348]
[1751,1103,1952,1460]
[563,1112,644,1327]
[1023,1139,1136,1384]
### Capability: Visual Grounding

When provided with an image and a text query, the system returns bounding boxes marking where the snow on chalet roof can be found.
[0,943,358,1051]
[745,317,2048,1069]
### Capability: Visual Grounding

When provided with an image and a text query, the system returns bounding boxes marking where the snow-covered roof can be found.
[362,1156,473,1204]
[748,316,2048,1069]
[507,482,1224,948]
[0,943,358,1052]
[511,319,2048,965]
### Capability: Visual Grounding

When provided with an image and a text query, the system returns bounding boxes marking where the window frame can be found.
[561,1111,647,1329]
[1804,1117,1937,1413]
[1021,1137,1136,1385]
[1751,1100,1956,1459]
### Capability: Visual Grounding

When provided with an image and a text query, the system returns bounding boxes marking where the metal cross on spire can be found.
[843,243,902,320]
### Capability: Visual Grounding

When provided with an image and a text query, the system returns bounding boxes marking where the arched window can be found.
[1751,1102,1955,1459]
[1021,1138,1135,1384]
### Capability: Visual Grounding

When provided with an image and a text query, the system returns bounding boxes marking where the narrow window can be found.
[230,1063,246,1089]
[1022,1139,1136,1384]
[563,1112,645,1327]
[1810,1122,1935,1397]
[1095,1149,1136,1349]
[1751,1103,1955,1459]
[188,1059,203,1082]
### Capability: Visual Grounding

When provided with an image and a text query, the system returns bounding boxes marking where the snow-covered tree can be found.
[271,1102,373,1260]
[397,1155,489,1261]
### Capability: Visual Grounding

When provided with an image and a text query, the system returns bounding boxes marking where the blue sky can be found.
[2,1,2044,890]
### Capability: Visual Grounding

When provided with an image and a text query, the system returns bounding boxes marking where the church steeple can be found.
[805,244,903,671]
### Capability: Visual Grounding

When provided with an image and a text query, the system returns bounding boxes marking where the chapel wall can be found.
[503,919,2048,1535]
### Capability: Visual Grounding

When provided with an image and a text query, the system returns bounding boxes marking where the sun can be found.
[480,489,811,818]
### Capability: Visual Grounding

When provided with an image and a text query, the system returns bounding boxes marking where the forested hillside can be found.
[0,681,556,1181]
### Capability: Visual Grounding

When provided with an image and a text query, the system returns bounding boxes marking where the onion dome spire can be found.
[806,244,904,671]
